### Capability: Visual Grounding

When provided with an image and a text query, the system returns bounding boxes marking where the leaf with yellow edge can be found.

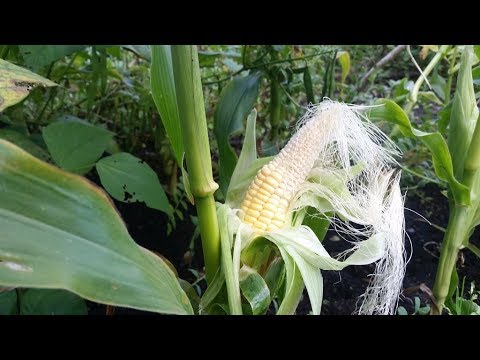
[0,59,56,112]
[0,139,192,315]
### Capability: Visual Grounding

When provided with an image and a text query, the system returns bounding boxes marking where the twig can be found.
[358,45,407,90]
[203,49,339,86]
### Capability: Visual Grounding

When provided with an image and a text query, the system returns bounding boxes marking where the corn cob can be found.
[239,104,337,232]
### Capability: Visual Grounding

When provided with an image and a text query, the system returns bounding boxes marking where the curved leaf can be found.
[369,99,470,205]
[336,51,351,83]
[96,152,172,216]
[0,139,193,315]
[214,72,261,196]
[0,59,56,112]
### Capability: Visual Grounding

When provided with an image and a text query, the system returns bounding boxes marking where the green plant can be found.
[397,297,430,315]
[445,279,480,315]
[369,45,480,314]
[1,45,409,315]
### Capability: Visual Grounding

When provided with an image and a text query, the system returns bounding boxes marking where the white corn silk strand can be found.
[238,99,406,315]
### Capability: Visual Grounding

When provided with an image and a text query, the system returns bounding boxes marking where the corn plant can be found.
[368,45,480,314]
[0,45,408,315]
[151,46,407,314]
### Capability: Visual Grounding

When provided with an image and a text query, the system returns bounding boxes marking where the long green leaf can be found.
[214,72,261,196]
[369,99,470,205]
[0,139,193,315]
[0,59,56,112]
[96,152,172,216]
[150,45,184,166]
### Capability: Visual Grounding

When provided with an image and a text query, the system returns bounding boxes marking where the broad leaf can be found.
[19,45,86,71]
[150,45,183,166]
[369,99,470,205]
[96,152,172,216]
[42,118,113,174]
[0,140,193,315]
[0,59,56,112]
[19,289,87,315]
[214,72,261,196]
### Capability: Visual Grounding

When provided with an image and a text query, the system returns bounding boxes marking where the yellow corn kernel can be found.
[257,187,271,197]
[260,209,275,219]
[252,192,269,203]
[265,176,279,188]
[270,171,283,183]
[257,215,272,225]
[243,215,257,224]
[261,182,275,194]
[246,209,260,218]
[263,203,278,212]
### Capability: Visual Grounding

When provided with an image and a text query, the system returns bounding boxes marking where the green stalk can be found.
[171,46,220,284]
[404,45,451,115]
[432,206,471,314]
[432,73,480,314]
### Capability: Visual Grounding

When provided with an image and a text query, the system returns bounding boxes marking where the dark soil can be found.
[87,174,480,315]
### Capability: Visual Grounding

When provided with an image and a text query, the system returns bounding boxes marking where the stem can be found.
[405,45,451,114]
[467,243,480,258]
[171,46,220,284]
[203,49,339,86]
[269,74,282,141]
[397,163,442,185]
[358,45,407,90]
[432,206,471,314]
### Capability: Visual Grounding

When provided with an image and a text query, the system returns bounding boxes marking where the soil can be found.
[87,175,480,315]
